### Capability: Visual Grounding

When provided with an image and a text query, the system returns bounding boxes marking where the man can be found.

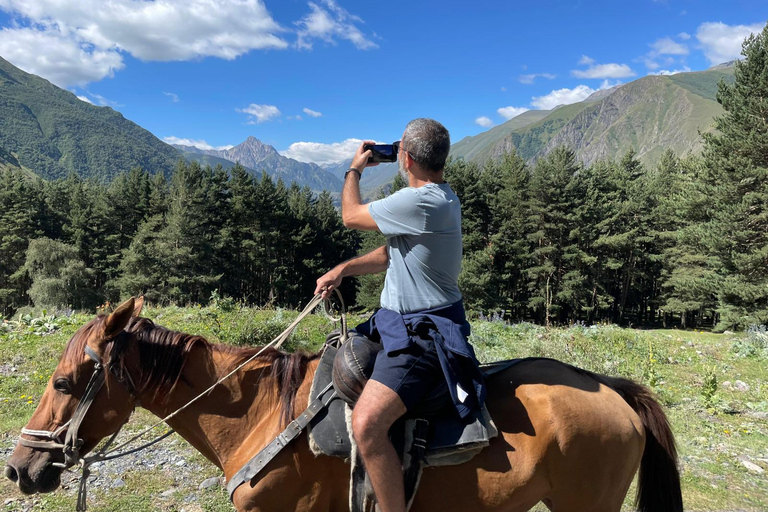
[314,118,484,512]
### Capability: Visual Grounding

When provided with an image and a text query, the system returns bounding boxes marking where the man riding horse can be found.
[315,118,484,512]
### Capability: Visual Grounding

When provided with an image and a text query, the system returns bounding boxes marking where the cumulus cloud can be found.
[0,26,124,87]
[76,95,93,104]
[678,32,691,40]
[280,138,362,165]
[497,106,529,120]
[519,72,556,84]
[163,136,233,151]
[475,116,493,128]
[238,104,281,124]
[163,92,179,103]
[0,0,289,86]
[650,66,691,76]
[650,37,689,55]
[531,82,614,110]
[296,0,377,50]
[303,107,322,117]
[696,21,763,65]
[572,56,636,79]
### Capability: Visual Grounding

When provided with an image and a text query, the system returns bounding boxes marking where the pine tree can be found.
[0,171,46,314]
[525,147,584,325]
[697,22,768,329]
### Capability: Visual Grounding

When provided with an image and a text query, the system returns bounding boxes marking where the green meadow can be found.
[1,305,766,511]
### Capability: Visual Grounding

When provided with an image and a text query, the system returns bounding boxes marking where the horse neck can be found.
[133,341,319,478]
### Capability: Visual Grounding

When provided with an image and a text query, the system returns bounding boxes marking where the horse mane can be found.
[66,316,319,427]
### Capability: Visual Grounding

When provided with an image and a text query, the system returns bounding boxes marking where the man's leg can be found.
[351,380,407,512]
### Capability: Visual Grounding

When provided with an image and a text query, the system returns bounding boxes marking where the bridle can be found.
[16,340,171,511]
[19,345,125,467]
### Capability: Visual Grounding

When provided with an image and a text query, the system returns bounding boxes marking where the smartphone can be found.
[364,144,397,163]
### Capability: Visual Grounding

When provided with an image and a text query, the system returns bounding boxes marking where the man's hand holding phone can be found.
[350,140,380,174]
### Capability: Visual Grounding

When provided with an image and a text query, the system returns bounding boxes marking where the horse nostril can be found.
[4,465,19,483]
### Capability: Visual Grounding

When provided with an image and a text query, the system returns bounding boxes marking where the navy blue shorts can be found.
[369,337,444,411]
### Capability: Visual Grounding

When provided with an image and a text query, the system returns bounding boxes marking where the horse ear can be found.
[104,298,135,338]
[133,296,145,317]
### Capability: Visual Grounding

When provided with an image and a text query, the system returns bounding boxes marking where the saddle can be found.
[227,332,519,510]
[308,332,498,512]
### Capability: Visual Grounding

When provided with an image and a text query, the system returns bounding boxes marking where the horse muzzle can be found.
[5,457,62,495]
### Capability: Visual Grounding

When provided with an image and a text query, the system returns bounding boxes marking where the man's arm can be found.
[314,245,388,299]
[341,141,379,231]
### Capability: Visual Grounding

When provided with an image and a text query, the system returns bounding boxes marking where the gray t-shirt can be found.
[368,183,463,313]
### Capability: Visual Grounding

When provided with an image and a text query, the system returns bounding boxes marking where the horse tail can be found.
[600,375,683,512]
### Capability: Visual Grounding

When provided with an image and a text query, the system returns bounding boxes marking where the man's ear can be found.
[133,296,145,317]
[104,298,135,339]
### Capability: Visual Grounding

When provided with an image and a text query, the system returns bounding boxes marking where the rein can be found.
[16,292,347,511]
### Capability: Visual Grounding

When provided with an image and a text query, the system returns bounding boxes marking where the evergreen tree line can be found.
[1,25,766,331]
[0,162,359,316]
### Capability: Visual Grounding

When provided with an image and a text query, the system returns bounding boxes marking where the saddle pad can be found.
[308,344,499,465]
[308,345,352,458]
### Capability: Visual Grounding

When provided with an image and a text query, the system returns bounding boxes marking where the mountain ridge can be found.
[450,66,734,168]
[0,56,180,180]
[172,137,343,192]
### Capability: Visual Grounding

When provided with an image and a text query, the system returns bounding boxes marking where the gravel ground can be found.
[2,433,225,511]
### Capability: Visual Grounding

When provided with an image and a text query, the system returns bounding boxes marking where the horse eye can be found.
[53,378,72,395]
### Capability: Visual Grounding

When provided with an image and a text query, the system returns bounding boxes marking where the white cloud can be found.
[572,57,636,79]
[475,116,493,128]
[280,138,363,165]
[163,136,233,151]
[519,72,556,84]
[650,37,689,55]
[696,21,763,65]
[303,107,322,117]
[0,26,124,87]
[650,66,692,76]
[532,84,600,110]
[163,92,179,102]
[643,57,661,71]
[76,95,93,104]
[238,104,281,124]
[85,92,120,107]
[296,0,377,50]
[678,32,691,40]
[0,0,289,86]
[497,106,529,120]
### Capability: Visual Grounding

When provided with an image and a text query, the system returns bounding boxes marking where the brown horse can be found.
[5,298,683,512]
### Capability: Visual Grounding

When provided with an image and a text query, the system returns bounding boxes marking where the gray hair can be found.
[402,118,450,172]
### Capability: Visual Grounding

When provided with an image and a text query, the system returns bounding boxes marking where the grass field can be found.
[1,303,766,511]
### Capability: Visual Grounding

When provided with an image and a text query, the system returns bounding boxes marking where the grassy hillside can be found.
[450,109,552,162]
[543,74,726,167]
[1,306,766,511]
[451,66,734,169]
[0,57,180,181]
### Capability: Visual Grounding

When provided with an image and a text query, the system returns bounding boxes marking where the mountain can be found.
[0,56,179,180]
[450,65,735,168]
[173,137,343,192]
[450,109,552,163]
[322,159,399,197]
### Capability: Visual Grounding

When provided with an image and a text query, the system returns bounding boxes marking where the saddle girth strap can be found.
[227,385,337,500]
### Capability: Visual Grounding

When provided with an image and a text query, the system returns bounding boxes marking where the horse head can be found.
[4,297,144,495]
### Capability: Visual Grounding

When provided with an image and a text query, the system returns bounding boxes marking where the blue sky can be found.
[0,0,765,164]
